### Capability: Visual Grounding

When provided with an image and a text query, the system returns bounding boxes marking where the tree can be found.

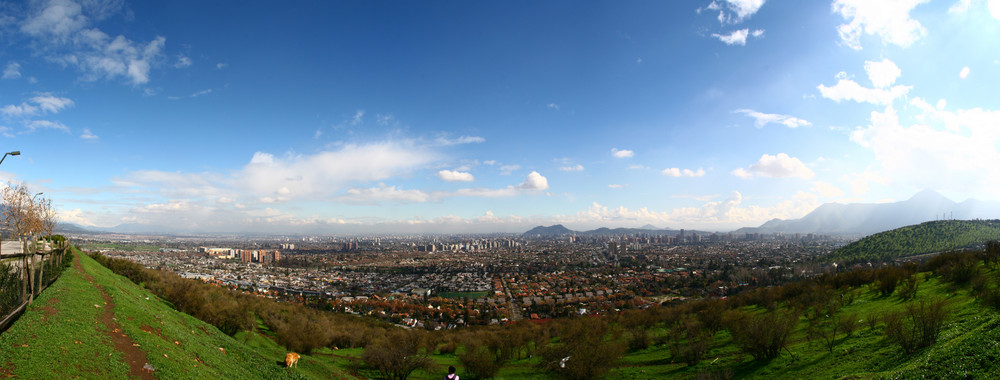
[668,315,711,366]
[363,330,435,380]
[2,182,43,302]
[538,318,625,380]
[458,332,506,379]
[883,298,948,353]
[724,309,798,361]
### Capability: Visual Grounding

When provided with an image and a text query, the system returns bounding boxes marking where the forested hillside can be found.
[824,220,1000,264]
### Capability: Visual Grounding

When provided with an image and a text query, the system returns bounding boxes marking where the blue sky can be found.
[2,0,999,234]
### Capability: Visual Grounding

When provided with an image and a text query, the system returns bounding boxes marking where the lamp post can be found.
[0,150,20,166]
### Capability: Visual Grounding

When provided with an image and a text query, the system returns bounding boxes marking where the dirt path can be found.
[74,255,156,380]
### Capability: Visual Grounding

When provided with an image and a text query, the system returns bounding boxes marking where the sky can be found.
[1,0,1000,234]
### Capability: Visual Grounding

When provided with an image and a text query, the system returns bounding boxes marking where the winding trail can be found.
[74,254,156,380]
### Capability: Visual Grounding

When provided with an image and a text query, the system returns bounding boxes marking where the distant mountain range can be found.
[521,224,713,238]
[736,190,1000,236]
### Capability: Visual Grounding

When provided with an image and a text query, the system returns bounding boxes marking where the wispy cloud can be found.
[438,169,475,182]
[174,55,192,68]
[732,153,814,179]
[559,164,584,172]
[662,167,706,177]
[611,148,634,158]
[832,0,928,50]
[734,109,811,128]
[2,62,21,79]
[17,0,166,85]
[80,128,98,140]
[712,28,764,45]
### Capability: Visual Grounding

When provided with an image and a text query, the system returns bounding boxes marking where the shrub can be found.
[724,309,798,361]
[538,317,625,380]
[363,329,435,380]
[883,298,948,353]
[669,316,710,366]
[458,334,505,379]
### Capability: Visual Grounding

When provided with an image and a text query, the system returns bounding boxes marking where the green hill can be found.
[0,249,341,379]
[824,219,1000,264]
[7,245,1000,379]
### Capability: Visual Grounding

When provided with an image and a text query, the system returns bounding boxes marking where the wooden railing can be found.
[0,239,71,332]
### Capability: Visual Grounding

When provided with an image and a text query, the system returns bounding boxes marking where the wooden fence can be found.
[0,239,71,332]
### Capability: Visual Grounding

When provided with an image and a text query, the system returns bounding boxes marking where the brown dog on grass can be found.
[285,352,300,368]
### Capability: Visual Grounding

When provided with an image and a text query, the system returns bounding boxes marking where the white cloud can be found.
[216,62,228,69]
[960,66,970,79]
[350,109,364,125]
[26,120,71,133]
[608,184,624,189]
[751,29,764,38]
[848,99,1000,194]
[864,58,902,88]
[948,0,1000,19]
[724,0,766,21]
[560,190,819,230]
[519,171,549,190]
[437,170,475,182]
[705,0,766,24]
[31,94,75,113]
[499,165,520,175]
[732,153,815,179]
[662,167,706,177]
[238,143,437,199]
[832,0,929,50]
[3,62,21,79]
[434,136,486,146]
[1,103,39,117]
[611,148,634,158]
[80,128,97,139]
[1,94,74,118]
[547,103,560,110]
[174,55,192,68]
[559,164,584,172]
[336,184,431,204]
[713,29,749,45]
[18,0,167,86]
[817,75,911,105]
[735,109,811,128]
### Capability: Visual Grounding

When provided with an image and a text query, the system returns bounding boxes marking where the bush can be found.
[363,329,435,380]
[724,309,798,361]
[458,334,505,379]
[897,275,919,301]
[669,316,710,366]
[883,298,948,353]
[538,317,625,380]
[0,263,23,315]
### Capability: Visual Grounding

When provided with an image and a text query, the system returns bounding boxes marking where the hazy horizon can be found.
[3,1,999,234]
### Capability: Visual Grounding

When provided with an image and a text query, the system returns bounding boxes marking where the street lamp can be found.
[33,192,43,201]
[0,150,20,166]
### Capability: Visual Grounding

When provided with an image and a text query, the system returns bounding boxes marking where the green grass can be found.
[7,246,1000,379]
[0,249,314,379]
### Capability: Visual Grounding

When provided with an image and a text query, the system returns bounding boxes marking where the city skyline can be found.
[2,0,999,233]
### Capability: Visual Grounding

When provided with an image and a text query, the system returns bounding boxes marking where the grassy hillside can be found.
[0,249,334,379]
[7,246,1000,379]
[824,219,1000,264]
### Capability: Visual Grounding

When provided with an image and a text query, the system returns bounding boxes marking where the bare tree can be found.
[2,182,43,303]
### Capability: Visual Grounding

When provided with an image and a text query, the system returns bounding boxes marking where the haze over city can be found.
[2,0,999,234]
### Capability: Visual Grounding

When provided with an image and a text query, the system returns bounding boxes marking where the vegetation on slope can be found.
[824,219,1000,264]
[0,248,309,379]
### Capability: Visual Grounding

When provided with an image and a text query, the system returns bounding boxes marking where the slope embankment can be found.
[0,248,307,379]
